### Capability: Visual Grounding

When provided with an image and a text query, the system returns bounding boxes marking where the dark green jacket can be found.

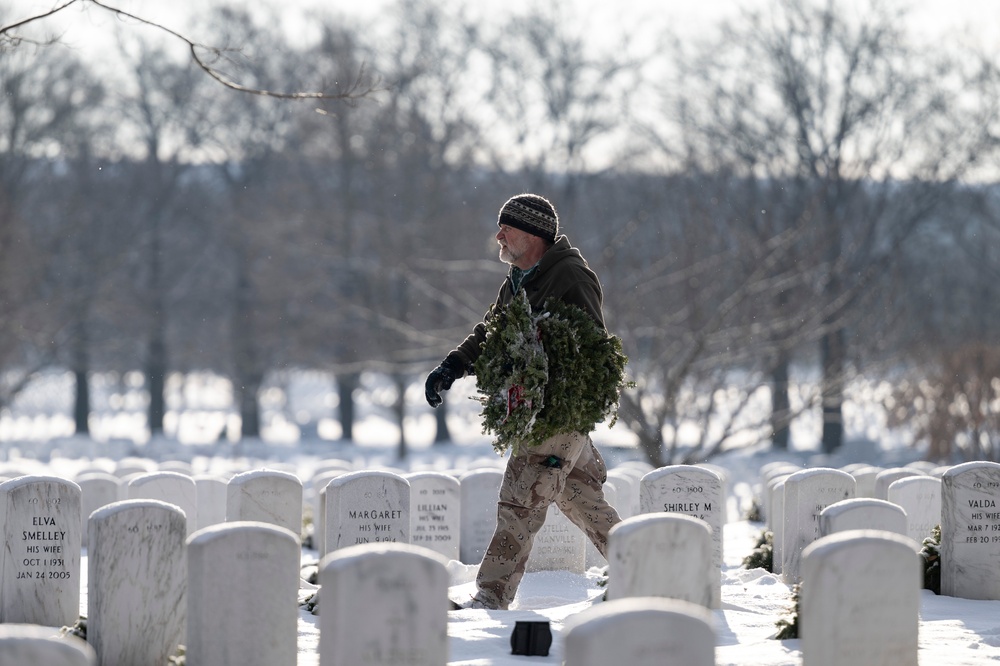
[450,235,605,375]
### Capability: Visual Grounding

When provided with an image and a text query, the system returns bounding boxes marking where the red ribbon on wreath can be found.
[506,384,531,417]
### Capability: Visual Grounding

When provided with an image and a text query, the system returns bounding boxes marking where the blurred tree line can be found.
[1,0,999,464]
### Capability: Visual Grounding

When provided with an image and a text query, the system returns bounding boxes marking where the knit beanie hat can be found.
[497,193,558,242]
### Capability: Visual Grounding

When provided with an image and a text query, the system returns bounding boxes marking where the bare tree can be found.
[641,0,997,455]
[0,39,105,414]
[1,0,378,101]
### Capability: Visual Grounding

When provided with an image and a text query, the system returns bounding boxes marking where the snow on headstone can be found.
[801,530,921,666]
[818,498,908,538]
[75,472,122,549]
[639,465,723,606]
[127,471,197,535]
[606,513,715,608]
[0,624,96,666]
[186,521,300,666]
[319,543,449,666]
[226,468,303,538]
[781,468,855,584]
[873,467,924,501]
[404,471,460,561]
[562,597,715,666]
[888,475,942,546]
[0,475,82,626]
[941,461,1000,599]
[525,502,586,573]
[88,499,186,666]
[325,470,410,553]
[193,475,227,531]
[459,468,503,564]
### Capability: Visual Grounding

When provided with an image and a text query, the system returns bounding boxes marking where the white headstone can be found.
[873,468,924,501]
[770,477,790,574]
[311,471,348,554]
[404,472,460,561]
[319,543,450,666]
[113,458,155,479]
[562,597,716,666]
[818,498,908,538]
[127,471,197,534]
[226,468,303,537]
[459,469,503,564]
[611,466,645,517]
[193,474,227,531]
[525,502,586,573]
[640,465,724,568]
[781,468,856,583]
[888,475,942,545]
[76,473,123,549]
[850,466,884,498]
[941,461,1000,599]
[186,521,300,665]
[0,476,82,626]
[801,530,921,666]
[158,460,194,475]
[605,470,637,521]
[586,481,618,568]
[761,464,801,527]
[0,624,96,666]
[88,499,187,666]
[325,470,410,552]
[607,513,715,608]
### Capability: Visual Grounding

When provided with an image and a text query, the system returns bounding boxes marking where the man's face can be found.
[496,224,532,265]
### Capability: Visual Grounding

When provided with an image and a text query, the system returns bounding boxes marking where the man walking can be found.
[425,193,622,610]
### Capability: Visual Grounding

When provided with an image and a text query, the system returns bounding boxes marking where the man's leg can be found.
[474,432,590,609]
[556,438,621,559]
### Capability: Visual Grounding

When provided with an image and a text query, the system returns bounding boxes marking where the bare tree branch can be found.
[1,0,381,100]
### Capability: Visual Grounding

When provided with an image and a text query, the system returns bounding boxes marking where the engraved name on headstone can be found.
[640,465,723,606]
[325,471,410,552]
[781,468,856,583]
[941,461,1000,599]
[404,472,460,561]
[525,502,586,573]
[0,475,82,626]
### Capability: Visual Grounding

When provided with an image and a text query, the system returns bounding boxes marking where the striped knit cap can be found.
[497,193,558,242]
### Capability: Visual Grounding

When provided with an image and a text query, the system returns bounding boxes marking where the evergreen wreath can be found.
[473,289,631,455]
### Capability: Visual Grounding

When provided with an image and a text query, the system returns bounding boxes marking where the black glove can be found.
[425,355,464,408]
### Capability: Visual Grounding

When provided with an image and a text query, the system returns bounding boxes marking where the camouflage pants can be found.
[474,431,621,609]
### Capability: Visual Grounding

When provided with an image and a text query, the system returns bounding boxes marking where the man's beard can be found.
[499,238,526,264]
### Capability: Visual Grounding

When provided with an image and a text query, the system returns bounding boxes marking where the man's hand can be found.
[425,356,464,408]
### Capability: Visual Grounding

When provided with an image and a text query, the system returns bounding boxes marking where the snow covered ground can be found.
[3,371,1000,664]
